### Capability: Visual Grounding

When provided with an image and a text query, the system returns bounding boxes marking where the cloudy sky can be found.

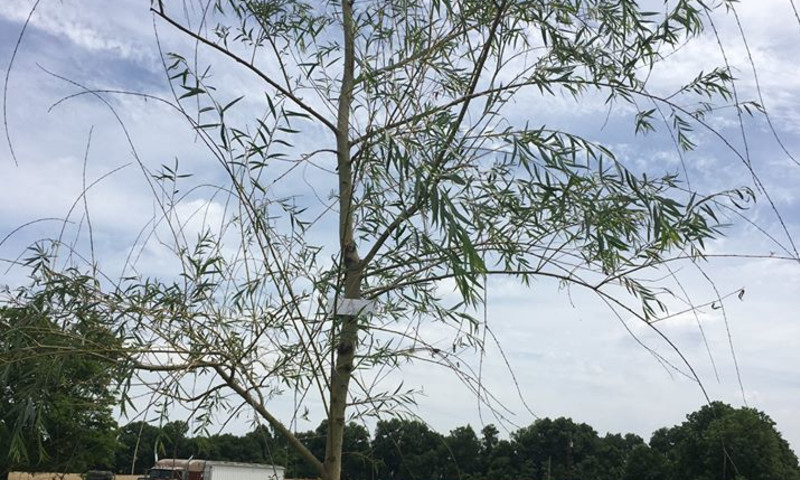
[2,0,800,455]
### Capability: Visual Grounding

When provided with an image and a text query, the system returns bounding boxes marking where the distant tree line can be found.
[0,305,797,480]
[5,305,797,479]
[108,402,800,480]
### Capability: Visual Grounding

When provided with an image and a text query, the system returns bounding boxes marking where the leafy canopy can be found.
[0,298,119,474]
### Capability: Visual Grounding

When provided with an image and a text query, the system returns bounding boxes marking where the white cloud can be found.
[0,0,157,66]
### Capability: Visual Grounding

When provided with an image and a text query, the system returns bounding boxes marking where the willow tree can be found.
[2,1,794,480]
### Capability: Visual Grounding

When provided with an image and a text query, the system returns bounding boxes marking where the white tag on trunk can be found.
[327,297,376,316]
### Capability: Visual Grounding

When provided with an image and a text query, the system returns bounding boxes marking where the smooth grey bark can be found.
[324,2,360,480]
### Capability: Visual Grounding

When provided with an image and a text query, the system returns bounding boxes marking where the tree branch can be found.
[355,25,470,85]
[359,2,508,268]
[213,365,327,479]
[151,7,338,135]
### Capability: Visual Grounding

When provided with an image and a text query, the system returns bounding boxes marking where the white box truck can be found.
[144,458,285,480]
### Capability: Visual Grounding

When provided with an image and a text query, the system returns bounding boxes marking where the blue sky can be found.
[2,0,800,455]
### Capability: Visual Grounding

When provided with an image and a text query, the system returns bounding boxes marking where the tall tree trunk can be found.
[325,1,358,480]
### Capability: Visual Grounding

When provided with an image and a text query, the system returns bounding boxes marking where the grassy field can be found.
[9,474,141,480]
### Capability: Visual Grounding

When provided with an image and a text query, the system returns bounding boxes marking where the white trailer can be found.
[149,459,285,480]
[204,461,284,480]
